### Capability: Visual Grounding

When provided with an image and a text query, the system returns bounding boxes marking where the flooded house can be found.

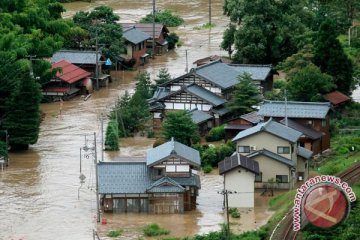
[98,138,201,214]
[42,60,91,101]
[232,119,312,189]
[121,26,151,67]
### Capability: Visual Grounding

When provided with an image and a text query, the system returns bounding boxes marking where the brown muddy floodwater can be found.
[0,1,275,239]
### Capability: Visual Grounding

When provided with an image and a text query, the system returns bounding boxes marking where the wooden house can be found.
[232,119,312,189]
[218,153,259,208]
[98,138,201,214]
[224,111,263,140]
[121,23,169,55]
[258,101,331,154]
[324,91,350,109]
[42,60,91,101]
[121,27,151,67]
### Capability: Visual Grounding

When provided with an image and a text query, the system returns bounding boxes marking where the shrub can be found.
[107,229,123,238]
[202,165,213,173]
[143,223,170,237]
[228,208,240,218]
[166,32,180,50]
[105,119,119,151]
[206,125,225,142]
[140,9,184,27]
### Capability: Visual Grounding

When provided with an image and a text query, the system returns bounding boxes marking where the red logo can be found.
[303,185,349,228]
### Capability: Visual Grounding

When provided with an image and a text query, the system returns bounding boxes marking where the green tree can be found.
[105,119,119,151]
[221,24,236,58]
[166,32,179,50]
[151,68,171,94]
[287,64,335,102]
[140,9,184,27]
[162,111,200,146]
[223,0,308,64]
[135,71,152,99]
[227,73,262,116]
[313,19,354,95]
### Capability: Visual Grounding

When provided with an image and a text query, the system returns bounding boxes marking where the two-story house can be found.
[97,138,201,214]
[258,101,331,154]
[232,119,312,189]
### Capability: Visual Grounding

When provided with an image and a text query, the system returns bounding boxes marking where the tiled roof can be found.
[52,60,91,84]
[147,176,185,193]
[146,138,201,167]
[232,119,302,143]
[52,50,102,65]
[172,174,201,189]
[258,100,331,119]
[121,23,169,39]
[224,124,252,130]
[280,119,322,140]
[324,91,350,106]
[149,87,170,103]
[211,106,230,116]
[297,147,313,159]
[247,149,295,167]
[98,162,150,194]
[194,60,240,89]
[123,27,151,44]
[190,109,213,124]
[218,152,260,175]
[185,84,226,106]
[228,64,272,81]
[240,111,263,124]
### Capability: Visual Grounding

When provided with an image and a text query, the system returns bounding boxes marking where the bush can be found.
[140,9,184,27]
[228,208,240,218]
[166,32,180,50]
[202,165,213,173]
[105,119,119,151]
[143,223,170,237]
[206,125,225,142]
[107,229,123,238]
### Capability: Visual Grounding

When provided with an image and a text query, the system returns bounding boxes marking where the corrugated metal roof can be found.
[280,119,322,140]
[121,23,169,39]
[324,91,350,105]
[146,138,201,167]
[228,64,272,81]
[218,152,260,175]
[247,149,295,167]
[240,111,263,124]
[52,60,91,84]
[190,109,213,124]
[123,27,151,44]
[258,100,331,119]
[98,162,150,194]
[52,50,102,65]
[185,84,226,106]
[147,176,185,193]
[232,119,302,143]
[298,147,313,159]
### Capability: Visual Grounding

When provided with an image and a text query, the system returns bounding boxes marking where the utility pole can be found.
[152,0,156,58]
[225,190,230,239]
[100,113,104,162]
[95,24,99,91]
[209,0,212,26]
[93,132,100,222]
[284,89,288,127]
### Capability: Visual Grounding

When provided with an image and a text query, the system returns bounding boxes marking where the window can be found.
[276,175,289,183]
[277,146,290,154]
[255,172,262,182]
[238,146,250,153]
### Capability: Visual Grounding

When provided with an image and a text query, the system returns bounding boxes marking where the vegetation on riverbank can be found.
[140,9,184,27]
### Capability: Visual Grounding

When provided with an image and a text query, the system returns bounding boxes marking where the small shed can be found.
[218,153,259,208]
[324,91,350,108]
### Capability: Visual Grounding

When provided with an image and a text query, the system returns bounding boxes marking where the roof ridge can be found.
[194,59,223,71]
[263,100,330,106]
[228,63,272,67]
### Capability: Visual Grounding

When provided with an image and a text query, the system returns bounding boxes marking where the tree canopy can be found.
[140,9,184,27]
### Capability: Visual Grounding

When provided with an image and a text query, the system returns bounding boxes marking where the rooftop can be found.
[324,91,350,106]
[52,60,91,84]
[232,119,302,143]
[123,27,151,45]
[280,119,322,140]
[298,147,313,159]
[218,152,260,175]
[240,111,263,124]
[258,100,331,119]
[185,84,226,107]
[52,50,102,65]
[190,109,213,124]
[121,23,169,39]
[247,149,295,167]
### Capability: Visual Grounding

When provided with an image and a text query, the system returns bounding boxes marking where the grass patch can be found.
[143,223,170,237]
[228,208,240,218]
[106,229,123,238]
[193,23,216,30]
[269,190,296,211]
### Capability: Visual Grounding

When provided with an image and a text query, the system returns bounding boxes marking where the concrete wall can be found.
[224,167,255,208]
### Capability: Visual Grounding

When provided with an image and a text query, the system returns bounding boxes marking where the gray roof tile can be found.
[258,100,331,119]
[298,147,313,159]
[123,27,151,44]
[185,84,226,106]
[218,152,260,175]
[190,109,213,124]
[228,64,272,81]
[211,106,230,116]
[147,176,185,193]
[240,111,263,124]
[247,149,295,167]
[280,119,322,140]
[146,138,201,167]
[232,119,302,143]
[52,50,102,65]
[172,175,201,189]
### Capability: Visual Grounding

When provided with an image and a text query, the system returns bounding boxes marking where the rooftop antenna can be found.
[284,89,288,127]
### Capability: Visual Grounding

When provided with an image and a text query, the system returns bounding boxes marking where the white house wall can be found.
[224,168,255,208]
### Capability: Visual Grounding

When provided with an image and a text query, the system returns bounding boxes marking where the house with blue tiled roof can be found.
[232,119,313,189]
[98,138,201,214]
[258,100,331,154]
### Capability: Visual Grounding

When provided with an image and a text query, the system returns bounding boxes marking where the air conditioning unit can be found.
[250,145,257,151]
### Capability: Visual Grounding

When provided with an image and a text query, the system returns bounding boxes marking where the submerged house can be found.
[98,138,201,214]
[42,60,91,101]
